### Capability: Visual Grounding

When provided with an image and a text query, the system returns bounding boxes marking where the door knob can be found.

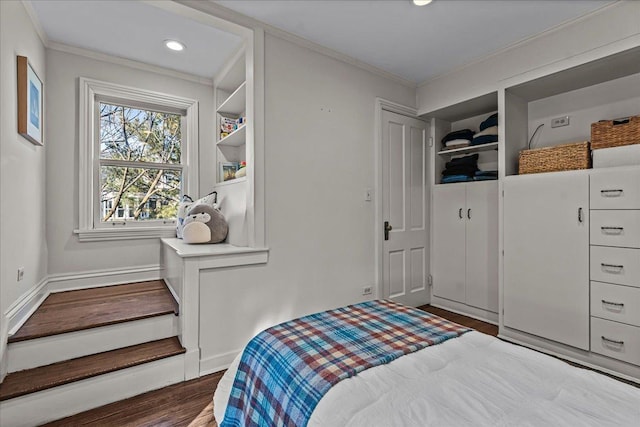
[384,221,393,241]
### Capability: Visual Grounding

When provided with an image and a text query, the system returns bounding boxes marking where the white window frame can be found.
[76,78,199,242]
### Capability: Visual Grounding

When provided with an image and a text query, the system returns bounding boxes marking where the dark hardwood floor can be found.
[42,304,498,426]
[10,280,178,342]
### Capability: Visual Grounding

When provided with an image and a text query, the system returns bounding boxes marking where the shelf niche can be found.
[422,91,499,186]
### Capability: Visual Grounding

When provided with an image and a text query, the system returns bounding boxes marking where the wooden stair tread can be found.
[0,337,185,401]
[9,280,178,343]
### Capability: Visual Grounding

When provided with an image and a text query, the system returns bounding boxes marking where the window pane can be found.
[100,166,180,222]
[99,103,181,164]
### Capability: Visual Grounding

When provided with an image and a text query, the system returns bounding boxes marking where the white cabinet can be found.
[503,172,590,350]
[432,181,498,313]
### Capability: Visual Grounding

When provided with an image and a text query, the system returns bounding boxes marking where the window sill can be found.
[74,226,176,242]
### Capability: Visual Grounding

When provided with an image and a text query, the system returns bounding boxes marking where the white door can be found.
[432,184,466,303]
[382,110,429,307]
[465,181,499,313]
[503,172,589,350]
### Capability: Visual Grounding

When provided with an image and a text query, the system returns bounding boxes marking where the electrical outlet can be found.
[17,267,24,282]
[551,116,570,128]
[362,286,373,296]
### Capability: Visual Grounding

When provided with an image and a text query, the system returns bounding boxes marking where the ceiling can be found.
[29,0,244,79]
[29,1,613,85]
[216,0,612,84]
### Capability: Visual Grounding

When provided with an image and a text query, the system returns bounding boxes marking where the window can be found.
[77,78,198,241]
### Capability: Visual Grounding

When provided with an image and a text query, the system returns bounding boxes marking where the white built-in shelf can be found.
[215,50,246,93]
[215,176,247,187]
[217,125,246,147]
[217,81,246,116]
[438,142,498,156]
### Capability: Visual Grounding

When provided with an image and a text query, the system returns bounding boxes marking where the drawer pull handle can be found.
[578,207,584,223]
[600,189,623,197]
[601,263,624,271]
[458,208,463,219]
[601,336,624,346]
[601,299,624,307]
[601,226,624,234]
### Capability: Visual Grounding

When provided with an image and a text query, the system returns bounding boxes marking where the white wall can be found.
[198,34,416,364]
[417,1,640,115]
[0,0,47,379]
[45,49,215,276]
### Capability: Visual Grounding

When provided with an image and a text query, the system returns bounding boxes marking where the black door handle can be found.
[384,221,392,241]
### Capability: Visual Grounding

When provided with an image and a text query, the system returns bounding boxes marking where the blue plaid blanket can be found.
[221,299,470,427]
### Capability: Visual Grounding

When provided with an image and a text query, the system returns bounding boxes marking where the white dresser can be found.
[589,168,640,367]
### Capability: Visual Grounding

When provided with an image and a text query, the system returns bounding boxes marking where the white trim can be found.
[21,1,49,46]
[430,299,499,326]
[374,98,419,300]
[177,0,416,90]
[416,1,619,89]
[7,314,178,372]
[0,354,184,426]
[5,277,49,335]
[199,348,242,376]
[46,264,162,293]
[48,41,213,86]
[77,77,199,241]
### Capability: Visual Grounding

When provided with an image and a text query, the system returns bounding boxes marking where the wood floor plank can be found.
[9,280,178,343]
[0,337,185,401]
[418,304,499,336]
[42,370,224,427]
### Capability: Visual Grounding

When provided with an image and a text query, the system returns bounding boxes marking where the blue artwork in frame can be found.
[17,55,43,145]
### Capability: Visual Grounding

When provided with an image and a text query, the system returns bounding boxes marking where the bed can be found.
[214,300,640,426]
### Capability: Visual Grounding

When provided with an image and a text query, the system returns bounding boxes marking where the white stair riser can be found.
[7,314,178,372]
[0,354,184,427]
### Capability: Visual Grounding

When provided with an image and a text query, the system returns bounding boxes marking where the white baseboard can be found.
[199,348,241,376]
[47,264,161,293]
[7,314,179,373]
[6,277,49,336]
[0,354,184,427]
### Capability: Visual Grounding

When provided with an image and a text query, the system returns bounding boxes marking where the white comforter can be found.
[214,331,640,426]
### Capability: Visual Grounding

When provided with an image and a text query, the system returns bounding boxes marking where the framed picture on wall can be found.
[17,55,43,146]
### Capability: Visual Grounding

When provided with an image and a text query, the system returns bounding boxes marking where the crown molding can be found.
[177,0,417,89]
[47,41,213,86]
[417,1,620,89]
[21,0,49,46]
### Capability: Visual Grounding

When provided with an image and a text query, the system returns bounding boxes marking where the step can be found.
[0,337,184,401]
[8,280,178,343]
[0,340,185,426]
[7,313,179,373]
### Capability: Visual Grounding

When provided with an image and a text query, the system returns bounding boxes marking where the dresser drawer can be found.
[590,246,640,287]
[590,210,640,248]
[591,317,640,365]
[590,168,640,210]
[591,282,640,327]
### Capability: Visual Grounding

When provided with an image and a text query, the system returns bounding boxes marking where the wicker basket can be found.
[519,141,591,175]
[591,115,640,150]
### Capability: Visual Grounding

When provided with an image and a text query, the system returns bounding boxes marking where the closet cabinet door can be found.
[465,181,498,313]
[432,184,466,303]
[503,173,589,350]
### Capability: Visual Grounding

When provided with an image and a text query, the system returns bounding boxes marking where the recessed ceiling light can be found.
[413,0,432,5]
[164,40,185,52]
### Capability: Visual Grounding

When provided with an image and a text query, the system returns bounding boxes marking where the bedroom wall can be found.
[198,34,416,367]
[0,0,48,380]
[416,1,640,115]
[44,49,215,277]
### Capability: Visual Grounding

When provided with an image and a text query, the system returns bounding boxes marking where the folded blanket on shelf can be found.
[479,113,498,131]
[475,170,498,178]
[446,153,479,168]
[443,168,477,177]
[441,129,475,145]
[473,126,498,138]
[445,139,471,148]
[473,175,498,181]
[471,134,499,146]
[442,175,473,184]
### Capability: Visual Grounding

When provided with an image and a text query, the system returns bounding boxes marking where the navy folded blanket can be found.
[471,134,498,146]
[441,129,475,145]
[479,113,498,131]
